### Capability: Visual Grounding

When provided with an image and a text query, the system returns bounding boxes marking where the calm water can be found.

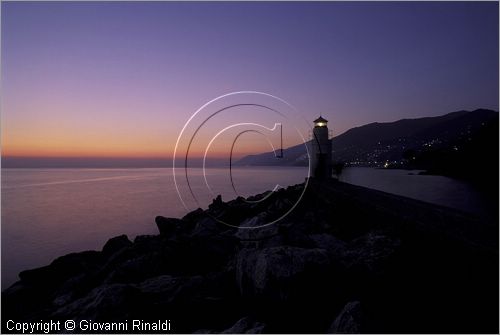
[340,168,493,216]
[1,167,308,288]
[1,167,490,288]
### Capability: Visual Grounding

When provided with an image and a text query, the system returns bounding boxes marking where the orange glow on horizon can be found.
[2,125,287,159]
[1,142,276,160]
[1,101,302,160]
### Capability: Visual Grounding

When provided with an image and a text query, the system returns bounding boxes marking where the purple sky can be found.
[1,1,498,161]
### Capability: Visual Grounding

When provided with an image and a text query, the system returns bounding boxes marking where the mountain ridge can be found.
[235,109,498,168]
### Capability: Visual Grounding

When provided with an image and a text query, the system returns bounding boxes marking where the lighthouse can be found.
[311,116,332,179]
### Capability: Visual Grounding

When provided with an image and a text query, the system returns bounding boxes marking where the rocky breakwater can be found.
[2,179,498,333]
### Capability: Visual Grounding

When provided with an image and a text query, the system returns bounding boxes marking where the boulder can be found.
[136,275,205,306]
[51,283,142,320]
[222,316,266,333]
[234,213,279,241]
[327,301,362,333]
[2,282,51,321]
[135,273,239,332]
[182,207,205,222]
[19,251,103,286]
[310,233,348,259]
[236,246,331,301]
[343,232,400,274]
[193,329,216,334]
[208,195,225,212]
[102,235,132,257]
[137,275,182,294]
[192,217,223,237]
[278,220,318,248]
[177,234,239,273]
[103,252,167,284]
[155,216,183,236]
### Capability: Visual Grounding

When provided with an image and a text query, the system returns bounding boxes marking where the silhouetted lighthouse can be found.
[311,116,332,179]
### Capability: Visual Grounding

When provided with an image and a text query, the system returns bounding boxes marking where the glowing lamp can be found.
[313,116,328,128]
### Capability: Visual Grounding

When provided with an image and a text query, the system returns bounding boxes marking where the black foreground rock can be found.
[2,179,498,333]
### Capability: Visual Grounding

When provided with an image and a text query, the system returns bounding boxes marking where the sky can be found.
[1,1,498,164]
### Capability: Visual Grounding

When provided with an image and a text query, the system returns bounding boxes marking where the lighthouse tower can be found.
[311,116,332,179]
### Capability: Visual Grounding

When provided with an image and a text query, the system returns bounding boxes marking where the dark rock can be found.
[234,213,279,241]
[208,195,224,212]
[2,282,50,321]
[222,316,266,333]
[216,198,257,226]
[137,275,182,294]
[239,214,266,229]
[278,221,318,248]
[183,207,205,221]
[51,273,91,307]
[135,274,205,306]
[19,251,103,286]
[133,234,160,245]
[52,291,76,307]
[327,301,362,333]
[177,234,239,274]
[99,235,162,275]
[134,273,240,332]
[102,234,132,257]
[193,329,217,334]
[192,217,223,237]
[310,234,347,255]
[343,232,400,274]
[51,283,142,320]
[155,216,183,236]
[236,246,331,301]
[104,252,167,284]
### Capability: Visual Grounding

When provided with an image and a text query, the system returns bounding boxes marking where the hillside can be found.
[235,109,499,169]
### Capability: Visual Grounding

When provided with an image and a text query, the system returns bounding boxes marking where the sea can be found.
[1,166,492,288]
